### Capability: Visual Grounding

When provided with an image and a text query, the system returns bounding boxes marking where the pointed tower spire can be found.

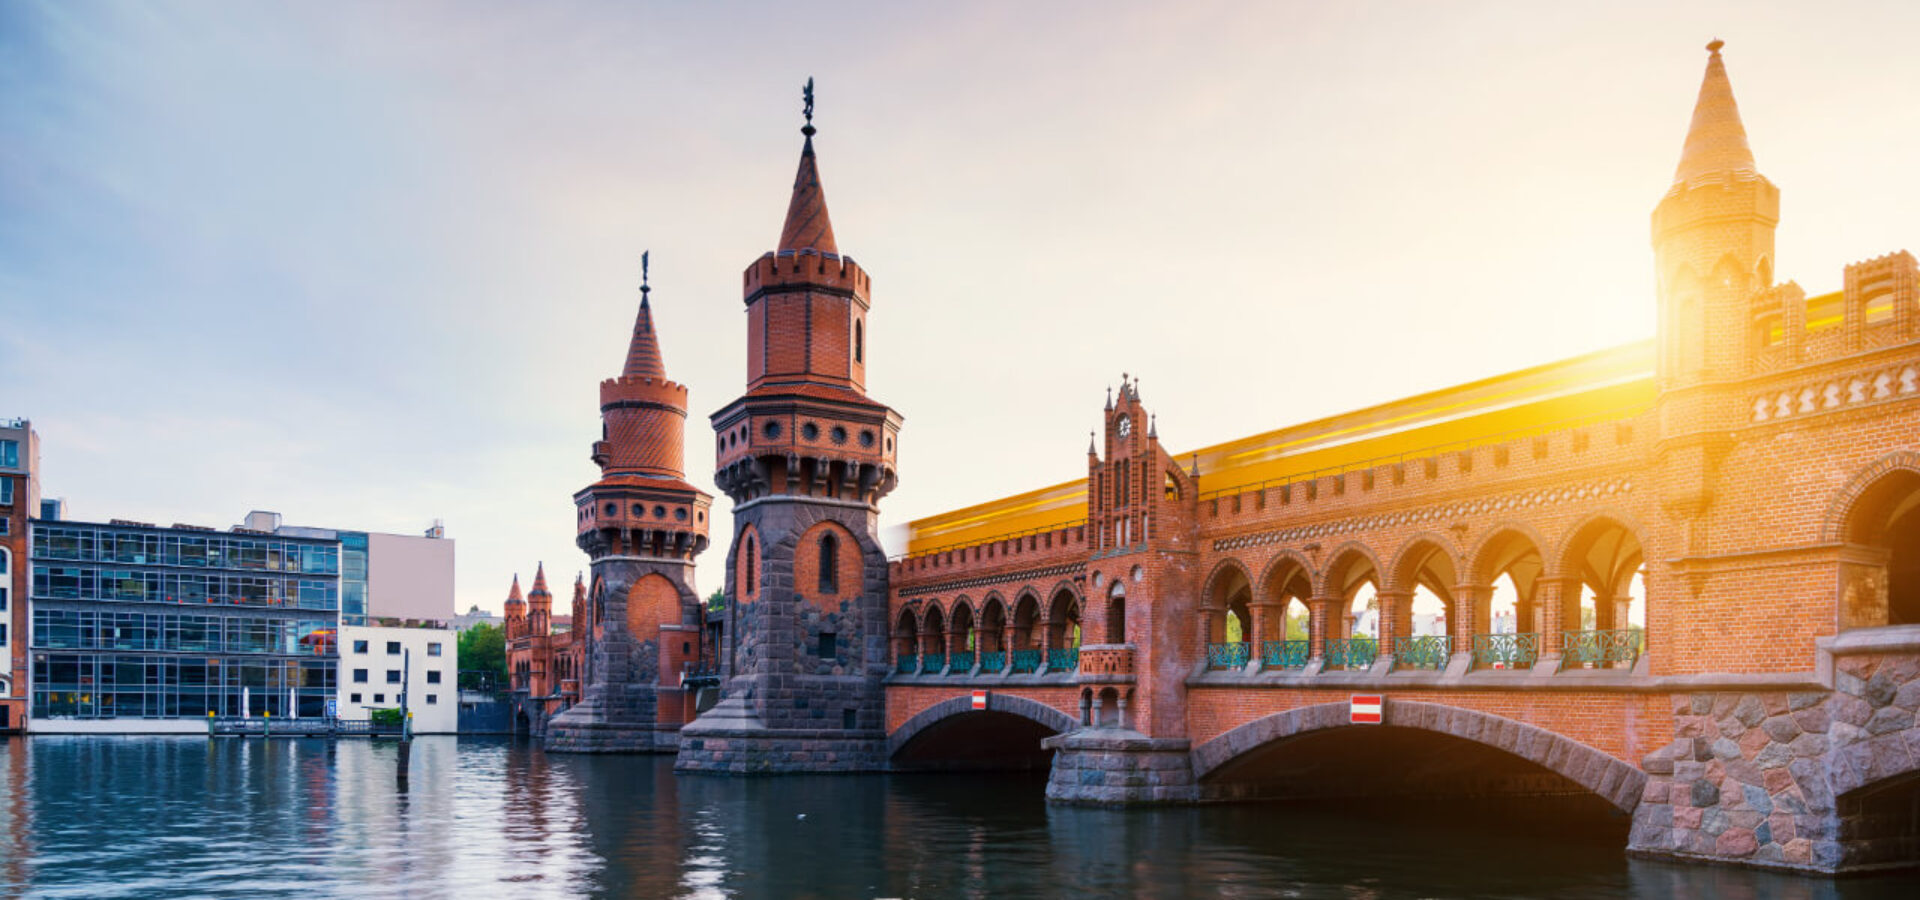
[507,573,524,604]
[622,251,668,380]
[778,78,839,255]
[1672,39,1757,187]
[530,562,550,597]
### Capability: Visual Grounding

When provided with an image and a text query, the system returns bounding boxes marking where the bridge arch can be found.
[1189,700,1646,813]
[1825,451,1920,627]
[888,693,1080,771]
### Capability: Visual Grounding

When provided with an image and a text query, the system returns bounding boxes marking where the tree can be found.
[707,588,725,612]
[458,623,507,686]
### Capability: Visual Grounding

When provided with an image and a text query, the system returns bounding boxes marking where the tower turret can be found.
[503,574,526,641]
[1653,39,1780,392]
[527,563,552,636]
[682,82,899,774]
[547,255,713,754]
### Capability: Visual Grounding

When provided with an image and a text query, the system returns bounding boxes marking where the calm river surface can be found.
[0,736,1912,899]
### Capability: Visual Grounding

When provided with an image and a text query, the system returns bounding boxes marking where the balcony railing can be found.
[949,651,975,673]
[1561,629,1642,669]
[1046,647,1079,672]
[896,654,918,674]
[1392,635,1452,671]
[1261,640,1310,669]
[920,653,946,674]
[1471,633,1539,670]
[1206,641,1252,670]
[978,651,1007,673]
[1325,637,1378,669]
[1010,649,1042,674]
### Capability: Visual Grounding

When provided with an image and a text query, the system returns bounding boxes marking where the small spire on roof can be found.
[1148,414,1157,440]
[1088,430,1098,456]
[1672,38,1757,187]
[507,573,524,604]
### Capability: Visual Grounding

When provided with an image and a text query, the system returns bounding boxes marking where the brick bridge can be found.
[875,45,1920,876]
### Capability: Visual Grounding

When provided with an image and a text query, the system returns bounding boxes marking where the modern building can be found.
[26,515,342,732]
[337,623,458,734]
[1,418,40,733]
[266,512,454,625]
[449,604,501,633]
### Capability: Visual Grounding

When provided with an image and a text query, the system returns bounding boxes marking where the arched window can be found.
[818,533,839,594]
[854,319,864,364]
[744,536,756,595]
[1106,583,1127,644]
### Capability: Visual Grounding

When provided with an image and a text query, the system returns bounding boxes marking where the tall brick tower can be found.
[677,85,902,773]
[547,260,713,753]
[1651,40,1779,541]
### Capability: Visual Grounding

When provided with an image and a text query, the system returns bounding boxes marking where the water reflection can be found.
[0,736,1911,899]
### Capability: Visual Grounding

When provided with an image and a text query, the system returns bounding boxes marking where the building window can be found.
[854,319,863,364]
[0,518,9,536]
[0,440,17,468]
[353,668,368,683]
[817,631,837,658]
[0,624,7,646]
[349,693,362,703]
[386,670,401,684]
[1,477,13,506]
[386,641,401,654]
[818,533,839,594]
[374,693,385,704]
[427,642,443,657]
[353,640,368,654]
[426,694,438,705]
[427,670,442,684]
[745,536,756,594]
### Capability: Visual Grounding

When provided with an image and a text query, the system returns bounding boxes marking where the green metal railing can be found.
[1046,647,1079,672]
[978,651,1007,673]
[1207,641,1252,670]
[1392,635,1453,670]
[1261,640,1310,669]
[949,651,975,673]
[1325,637,1378,669]
[897,655,918,674]
[1471,633,1539,670]
[1560,629,1642,669]
[921,653,946,674]
[1010,649,1042,674]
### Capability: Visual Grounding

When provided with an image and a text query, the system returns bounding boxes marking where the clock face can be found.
[1117,415,1132,437]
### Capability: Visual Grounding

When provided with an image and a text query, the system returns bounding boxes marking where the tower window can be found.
[818,533,839,594]
[818,631,837,658]
[854,320,864,364]
[744,535,756,595]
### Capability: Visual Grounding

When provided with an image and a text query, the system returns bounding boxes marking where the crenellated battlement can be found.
[743,249,870,301]
[600,375,690,410]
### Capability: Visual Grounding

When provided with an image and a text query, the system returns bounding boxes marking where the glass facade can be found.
[339,531,368,626]
[28,520,341,721]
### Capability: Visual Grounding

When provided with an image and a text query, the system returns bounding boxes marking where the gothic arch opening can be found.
[1558,516,1648,668]
[1840,466,1920,627]
[1261,557,1314,669]
[949,600,977,670]
[1105,582,1129,645]
[921,605,948,672]
[1472,528,1547,669]
[1204,562,1253,668]
[1011,592,1042,673]
[1324,547,1382,669]
[894,608,920,670]
[980,597,1008,671]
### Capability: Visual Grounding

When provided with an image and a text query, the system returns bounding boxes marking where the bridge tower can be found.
[546,261,713,753]
[678,87,902,773]
[1045,378,1204,802]
[1652,40,1780,536]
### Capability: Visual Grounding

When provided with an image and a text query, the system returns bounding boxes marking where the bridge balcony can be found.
[1206,641,1251,671]
[1558,628,1643,671]
[1324,637,1379,670]
[1470,632,1540,670]
[1391,635,1453,671]
[1261,639,1310,670]
[1078,643,1133,681]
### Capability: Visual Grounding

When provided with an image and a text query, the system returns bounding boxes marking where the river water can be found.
[0,736,1911,899]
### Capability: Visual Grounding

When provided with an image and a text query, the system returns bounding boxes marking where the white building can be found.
[337,624,459,734]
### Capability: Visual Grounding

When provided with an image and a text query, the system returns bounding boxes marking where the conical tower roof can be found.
[1672,40,1758,186]
[623,259,667,380]
[778,130,838,255]
[506,574,524,605]
[529,562,551,598]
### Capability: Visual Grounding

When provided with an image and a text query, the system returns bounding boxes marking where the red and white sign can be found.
[971,690,989,711]
[1350,694,1383,725]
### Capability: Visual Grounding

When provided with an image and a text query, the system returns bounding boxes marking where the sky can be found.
[4,1,1918,616]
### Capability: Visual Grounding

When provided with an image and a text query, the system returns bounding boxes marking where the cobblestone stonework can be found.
[1630,633,1920,872]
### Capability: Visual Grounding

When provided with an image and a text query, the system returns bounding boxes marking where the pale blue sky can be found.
[5,1,1917,614]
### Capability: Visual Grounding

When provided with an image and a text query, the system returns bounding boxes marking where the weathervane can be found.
[802,77,816,137]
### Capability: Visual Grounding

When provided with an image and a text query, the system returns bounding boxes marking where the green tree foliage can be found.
[458,622,507,682]
[707,588,725,612]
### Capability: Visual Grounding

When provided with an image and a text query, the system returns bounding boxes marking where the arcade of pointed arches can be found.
[892,583,1083,675]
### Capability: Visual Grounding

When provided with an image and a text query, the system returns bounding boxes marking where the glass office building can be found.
[28,519,341,721]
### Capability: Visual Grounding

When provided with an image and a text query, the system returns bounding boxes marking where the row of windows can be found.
[32,608,337,656]
[32,564,338,610]
[32,525,341,575]
[32,653,336,719]
[349,668,445,684]
[346,692,439,706]
[348,639,444,656]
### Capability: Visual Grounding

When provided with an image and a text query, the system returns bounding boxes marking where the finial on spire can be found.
[1148,413,1157,440]
[1105,385,1114,411]
[1189,453,1201,478]
[1707,38,1724,54]
[802,77,816,137]
[640,250,651,304]
[1088,430,1097,455]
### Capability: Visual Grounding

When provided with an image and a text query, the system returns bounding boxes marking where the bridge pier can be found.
[1042,729,1197,805]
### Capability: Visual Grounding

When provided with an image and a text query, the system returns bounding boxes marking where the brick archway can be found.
[1188,700,1646,812]
[887,693,1080,758]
